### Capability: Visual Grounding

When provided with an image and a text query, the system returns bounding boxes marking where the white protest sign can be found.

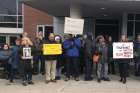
[113,42,133,59]
[22,47,33,59]
[64,17,84,35]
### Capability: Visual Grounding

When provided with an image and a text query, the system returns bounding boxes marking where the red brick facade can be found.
[23,4,53,40]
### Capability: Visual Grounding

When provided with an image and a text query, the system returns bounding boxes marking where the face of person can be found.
[121,35,127,42]
[22,32,28,37]
[55,38,61,43]
[99,37,104,43]
[137,36,140,42]
[49,35,54,41]
[109,36,112,42]
[16,40,20,45]
[3,44,9,50]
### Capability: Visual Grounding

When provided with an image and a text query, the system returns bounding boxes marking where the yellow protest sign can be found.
[43,44,62,55]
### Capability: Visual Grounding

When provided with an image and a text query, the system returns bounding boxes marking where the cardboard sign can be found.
[22,47,32,59]
[43,44,62,55]
[64,17,84,35]
[113,42,133,59]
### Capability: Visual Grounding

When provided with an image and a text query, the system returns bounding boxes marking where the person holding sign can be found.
[118,35,130,84]
[43,33,58,84]
[63,34,82,81]
[20,38,34,86]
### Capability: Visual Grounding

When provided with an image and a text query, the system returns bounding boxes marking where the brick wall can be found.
[23,4,53,40]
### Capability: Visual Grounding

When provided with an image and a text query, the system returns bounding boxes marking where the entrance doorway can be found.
[95,19,119,42]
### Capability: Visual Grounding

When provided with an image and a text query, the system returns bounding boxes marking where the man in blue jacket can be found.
[63,34,81,81]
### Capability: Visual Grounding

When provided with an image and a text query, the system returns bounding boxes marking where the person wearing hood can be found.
[84,33,94,81]
[0,44,13,80]
[63,34,82,81]
[95,35,110,83]
[134,35,140,76]
[7,39,21,84]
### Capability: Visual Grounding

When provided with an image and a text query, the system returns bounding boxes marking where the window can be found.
[9,36,17,46]
[37,25,53,39]
[0,36,6,45]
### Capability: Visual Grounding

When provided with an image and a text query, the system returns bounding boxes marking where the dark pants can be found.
[22,60,32,81]
[118,62,128,78]
[33,54,45,74]
[134,57,140,76]
[85,58,93,79]
[65,57,80,78]
[9,65,17,81]
[108,60,116,74]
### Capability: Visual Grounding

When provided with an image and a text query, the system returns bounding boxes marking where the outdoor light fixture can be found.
[103,14,108,16]
[100,7,106,10]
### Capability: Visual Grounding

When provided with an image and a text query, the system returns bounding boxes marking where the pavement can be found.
[0,75,140,93]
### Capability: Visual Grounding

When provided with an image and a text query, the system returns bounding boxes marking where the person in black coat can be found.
[118,35,129,84]
[84,33,94,81]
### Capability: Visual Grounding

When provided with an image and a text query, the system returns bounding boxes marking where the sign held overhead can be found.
[64,17,84,35]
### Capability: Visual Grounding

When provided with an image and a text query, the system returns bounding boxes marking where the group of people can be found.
[0,31,140,86]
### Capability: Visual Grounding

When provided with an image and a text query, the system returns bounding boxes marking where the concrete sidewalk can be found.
[0,75,140,93]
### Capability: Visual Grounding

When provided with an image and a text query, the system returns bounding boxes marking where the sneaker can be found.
[65,77,70,81]
[119,78,123,82]
[28,81,34,85]
[10,80,14,83]
[22,81,27,86]
[103,78,111,81]
[51,80,57,83]
[75,77,80,81]
[55,76,61,80]
[45,80,50,84]
[123,78,127,84]
[85,77,93,81]
[97,79,101,83]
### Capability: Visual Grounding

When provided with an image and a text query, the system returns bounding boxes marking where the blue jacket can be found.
[11,45,20,69]
[63,38,81,57]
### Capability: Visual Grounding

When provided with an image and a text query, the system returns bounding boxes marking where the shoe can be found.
[85,77,93,81]
[119,78,123,82]
[22,81,27,86]
[51,80,57,83]
[45,80,50,84]
[65,77,70,81]
[75,77,80,81]
[10,80,14,83]
[55,76,61,80]
[104,78,111,81]
[97,79,101,83]
[123,78,127,84]
[41,72,45,75]
[28,81,34,85]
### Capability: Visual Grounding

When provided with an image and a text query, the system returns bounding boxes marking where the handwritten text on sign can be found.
[113,42,133,59]
[43,44,62,55]
[64,17,84,35]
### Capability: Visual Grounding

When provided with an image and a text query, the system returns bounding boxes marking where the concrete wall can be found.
[53,17,64,37]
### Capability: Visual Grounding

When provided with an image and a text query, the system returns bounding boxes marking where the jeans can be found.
[97,63,109,79]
